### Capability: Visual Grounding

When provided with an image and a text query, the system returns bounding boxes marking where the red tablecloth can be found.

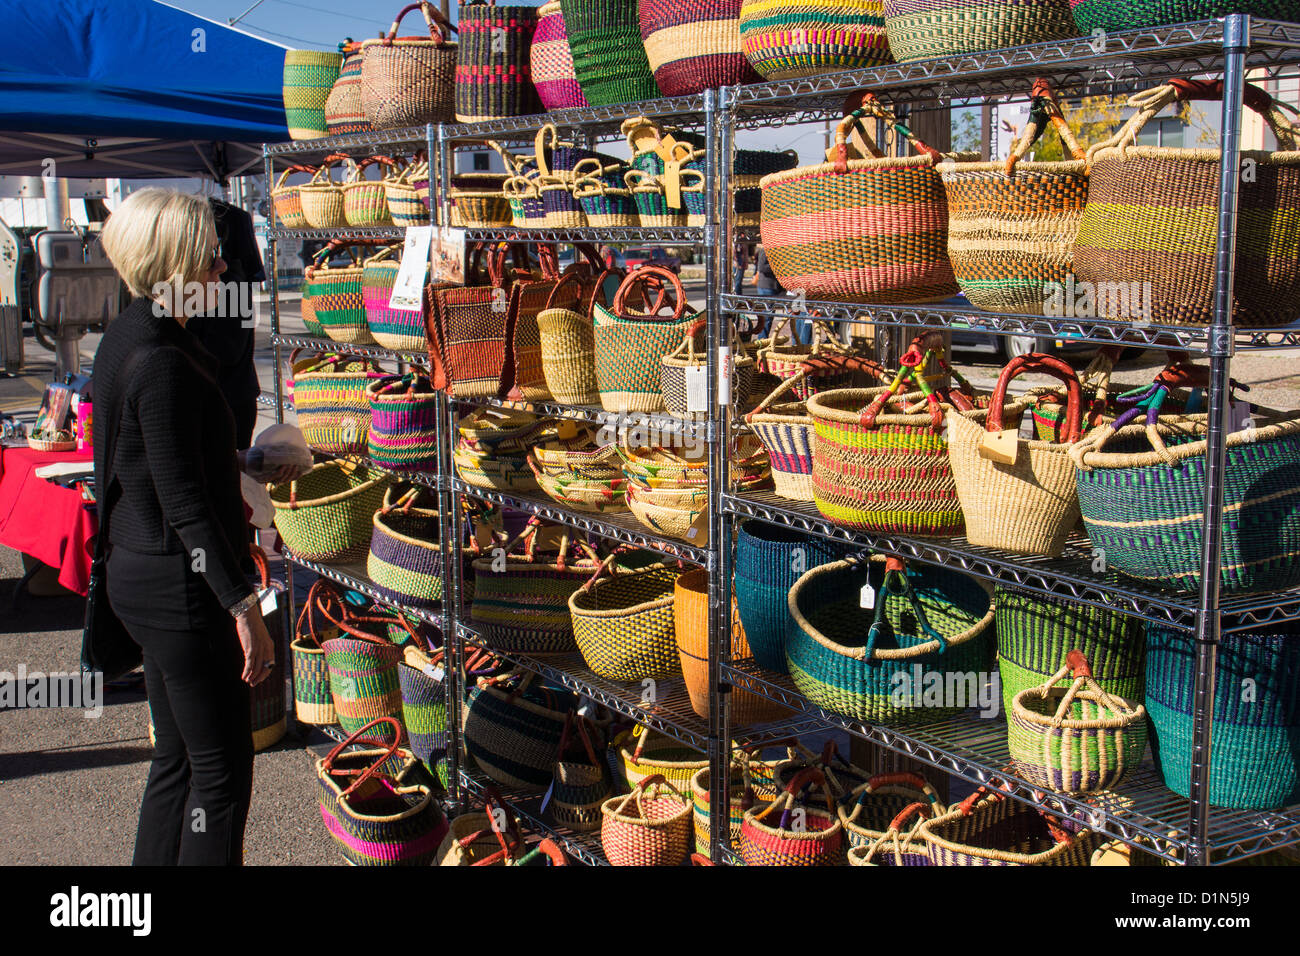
[0,445,95,596]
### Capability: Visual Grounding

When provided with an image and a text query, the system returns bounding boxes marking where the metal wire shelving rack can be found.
[262,15,1300,866]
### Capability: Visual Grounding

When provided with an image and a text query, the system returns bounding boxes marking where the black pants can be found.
[125,616,254,866]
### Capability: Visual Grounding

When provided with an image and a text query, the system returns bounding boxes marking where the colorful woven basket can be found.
[436,790,526,865]
[1146,623,1300,809]
[570,560,682,681]
[532,0,589,110]
[638,0,760,96]
[937,80,1091,316]
[738,0,891,80]
[470,521,602,654]
[615,726,708,794]
[1073,78,1300,328]
[601,773,693,867]
[995,587,1145,722]
[386,160,433,227]
[1071,414,1300,594]
[362,246,420,350]
[919,790,1100,865]
[1009,650,1148,795]
[398,653,450,788]
[360,2,459,129]
[291,354,387,455]
[661,319,756,418]
[463,671,577,792]
[323,628,405,738]
[690,758,779,855]
[786,556,995,724]
[343,157,397,227]
[315,718,447,866]
[838,772,946,864]
[271,165,314,229]
[271,461,392,562]
[367,374,440,472]
[1071,0,1300,34]
[368,488,444,609]
[594,267,699,413]
[740,768,847,866]
[734,520,854,674]
[551,713,613,833]
[883,0,1075,62]
[304,244,371,345]
[947,353,1082,556]
[455,1,541,123]
[325,40,374,134]
[562,0,661,107]
[674,569,787,724]
[292,579,343,726]
[283,49,342,140]
[760,96,963,304]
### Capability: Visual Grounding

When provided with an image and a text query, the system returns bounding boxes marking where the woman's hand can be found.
[235,605,275,686]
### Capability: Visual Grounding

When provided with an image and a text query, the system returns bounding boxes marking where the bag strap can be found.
[611,266,690,322]
[321,716,404,797]
[95,343,152,561]
[1005,78,1087,176]
[986,353,1083,443]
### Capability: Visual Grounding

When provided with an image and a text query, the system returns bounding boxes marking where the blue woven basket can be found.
[398,661,449,788]
[1074,417,1300,594]
[1146,623,1300,809]
[786,557,995,723]
[734,521,854,674]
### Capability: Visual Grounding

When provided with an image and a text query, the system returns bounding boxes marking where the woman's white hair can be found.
[99,188,214,305]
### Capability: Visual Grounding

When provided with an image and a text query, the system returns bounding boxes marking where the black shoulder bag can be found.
[81,346,148,680]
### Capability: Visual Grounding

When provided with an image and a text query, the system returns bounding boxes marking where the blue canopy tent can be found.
[0,0,290,180]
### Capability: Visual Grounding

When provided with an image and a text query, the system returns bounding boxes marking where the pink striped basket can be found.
[532,1,589,110]
[367,374,441,472]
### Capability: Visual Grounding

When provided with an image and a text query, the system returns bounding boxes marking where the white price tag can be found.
[258,588,278,617]
[422,664,445,682]
[388,226,433,312]
[718,346,731,407]
[685,364,708,413]
[860,582,876,609]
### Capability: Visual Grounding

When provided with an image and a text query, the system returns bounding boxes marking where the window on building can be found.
[472,152,490,171]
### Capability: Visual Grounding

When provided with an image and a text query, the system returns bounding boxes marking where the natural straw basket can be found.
[600,774,692,867]
[570,560,683,681]
[343,157,397,227]
[1008,650,1148,795]
[360,2,459,130]
[937,79,1091,316]
[918,789,1101,865]
[298,154,349,229]
[271,165,315,229]
[325,40,373,135]
[536,268,604,405]
[271,461,392,562]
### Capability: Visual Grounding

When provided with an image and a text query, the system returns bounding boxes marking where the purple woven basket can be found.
[532,0,589,110]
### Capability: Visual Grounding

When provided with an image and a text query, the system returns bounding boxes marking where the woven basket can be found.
[674,569,787,724]
[626,484,706,541]
[638,0,760,96]
[920,790,1100,865]
[734,520,854,674]
[937,80,1091,316]
[271,461,392,562]
[838,773,945,865]
[367,375,440,472]
[470,521,602,654]
[660,319,756,417]
[532,465,628,514]
[283,49,342,140]
[615,726,707,794]
[292,579,344,726]
[368,488,443,609]
[450,180,513,229]
[1071,0,1300,34]
[883,0,1075,62]
[325,41,374,134]
[625,169,688,227]
[398,651,450,786]
[271,165,314,229]
[787,556,995,724]
[740,768,847,866]
[690,758,779,855]
[1147,623,1300,809]
[947,353,1082,556]
[601,774,692,867]
[570,561,682,681]
[536,270,603,405]
[304,246,371,345]
[324,631,405,738]
[573,159,640,226]
[299,157,349,229]
[343,158,396,227]
[386,160,432,227]
[738,0,890,80]
[594,267,699,413]
[756,323,887,402]
[291,354,387,454]
[1074,78,1300,328]
[361,3,459,129]
[436,789,526,865]
[1071,414,1300,594]
[315,719,447,865]
[761,96,964,304]
[464,672,577,792]
[1009,650,1148,795]
[455,1,541,123]
[533,0,589,110]
[363,248,424,352]
[995,587,1145,722]
[562,0,661,107]
[551,714,613,833]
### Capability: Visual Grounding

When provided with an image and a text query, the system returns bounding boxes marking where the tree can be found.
[950,107,981,155]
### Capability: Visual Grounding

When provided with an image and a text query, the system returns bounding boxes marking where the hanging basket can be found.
[738,0,891,80]
[271,460,392,562]
[361,2,459,130]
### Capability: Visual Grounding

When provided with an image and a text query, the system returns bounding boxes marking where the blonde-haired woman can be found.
[95,187,274,866]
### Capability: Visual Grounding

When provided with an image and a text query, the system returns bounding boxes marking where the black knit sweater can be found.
[92,297,253,612]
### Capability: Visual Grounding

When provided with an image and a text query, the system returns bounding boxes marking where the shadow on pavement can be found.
[2,742,152,781]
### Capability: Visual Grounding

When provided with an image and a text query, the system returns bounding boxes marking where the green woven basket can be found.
[1070,0,1300,33]
[323,635,405,737]
[561,0,661,107]
[283,50,342,140]
[271,461,392,563]
[882,0,1076,63]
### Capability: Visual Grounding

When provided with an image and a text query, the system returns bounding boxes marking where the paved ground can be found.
[1,290,1296,866]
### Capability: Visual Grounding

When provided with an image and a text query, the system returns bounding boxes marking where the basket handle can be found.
[862,556,950,659]
[534,124,563,179]
[834,93,944,174]
[864,771,931,794]
[957,783,1076,845]
[295,578,341,649]
[985,353,1083,443]
[249,543,271,592]
[542,266,587,311]
[611,266,690,322]
[320,716,404,797]
[558,710,601,767]
[384,1,457,44]
[1005,78,1086,176]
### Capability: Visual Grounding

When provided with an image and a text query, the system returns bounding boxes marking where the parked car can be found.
[941,294,1095,361]
[622,248,681,273]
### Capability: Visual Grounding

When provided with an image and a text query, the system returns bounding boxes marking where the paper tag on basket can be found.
[979,428,1020,465]
[663,159,683,211]
[685,365,708,413]
[685,508,710,545]
[860,582,876,610]
[556,419,580,441]
[539,779,555,814]
[1228,396,1254,435]
[718,346,732,407]
[388,226,433,312]
[259,588,278,617]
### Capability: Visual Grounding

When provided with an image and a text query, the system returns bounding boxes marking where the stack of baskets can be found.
[454,411,554,495]
[529,433,628,514]
[619,438,770,541]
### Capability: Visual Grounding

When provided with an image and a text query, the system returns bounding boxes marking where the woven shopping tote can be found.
[368,486,444,609]
[456,0,541,123]
[361,3,459,129]
[600,773,693,866]
[291,579,344,726]
[271,461,392,562]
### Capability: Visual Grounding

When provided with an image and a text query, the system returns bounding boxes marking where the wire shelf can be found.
[265,226,408,242]
[452,394,708,440]
[270,334,430,368]
[457,765,609,866]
